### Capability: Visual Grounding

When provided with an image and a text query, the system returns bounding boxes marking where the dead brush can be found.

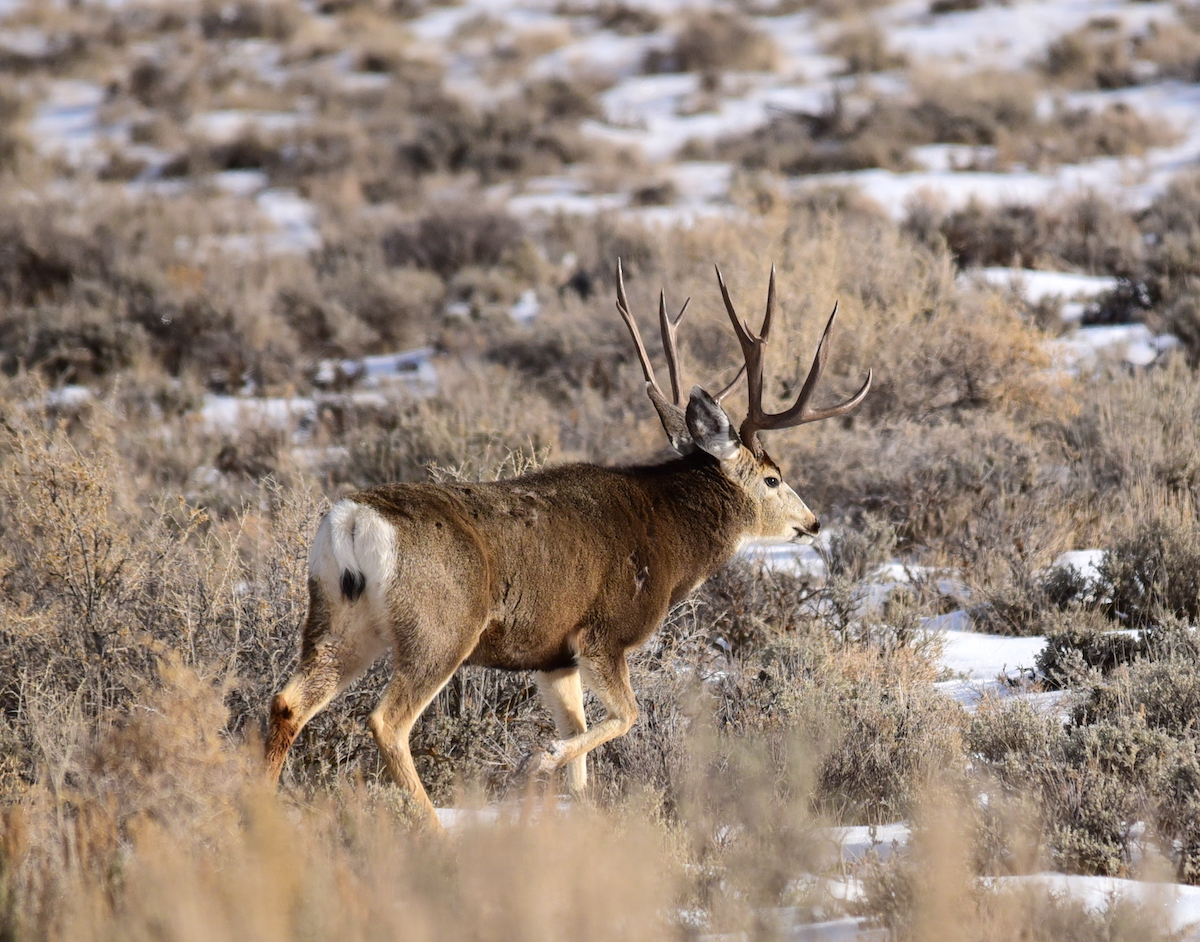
[826,20,908,74]
[859,777,1186,940]
[645,9,777,75]
[3,661,683,942]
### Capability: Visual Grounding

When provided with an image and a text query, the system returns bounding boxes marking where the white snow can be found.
[509,288,541,323]
[530,30,665,83]
[829,823,913,863]
[29,81,109,167]
[778,916,886,941]
[1049,322,1182,371]
[879,0,1177,71]
[0,27,57,58]
[963,267,1119,322]
[1053,549,1106,585]
[198,395,317,438]
[987,874,1200,934]
[435,806,501,829]
[188,110,307,144]
[910,143,998,172]
[739,538,827,580]
[212,169,269,197]
[255,188,321,253]
[314,347,439,395]
[937,628,1045,682]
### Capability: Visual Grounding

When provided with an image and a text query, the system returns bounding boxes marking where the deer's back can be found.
[345,462,738,671]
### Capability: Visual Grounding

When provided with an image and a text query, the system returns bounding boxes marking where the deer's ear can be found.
[685,386,740,460]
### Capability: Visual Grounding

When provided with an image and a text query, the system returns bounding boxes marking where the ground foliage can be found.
[2,0,1200,937]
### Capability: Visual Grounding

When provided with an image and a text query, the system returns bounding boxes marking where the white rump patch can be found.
[310,500,398,603]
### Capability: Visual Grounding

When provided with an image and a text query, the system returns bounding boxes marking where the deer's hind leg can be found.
[368,600,488,829]
[266,578,384,784]
[535,668,588,796]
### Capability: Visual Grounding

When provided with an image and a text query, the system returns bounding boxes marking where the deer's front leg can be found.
[535,667,589,794]
[525,653,636,781]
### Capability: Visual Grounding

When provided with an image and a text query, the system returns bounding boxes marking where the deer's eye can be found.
[764,476,780,488]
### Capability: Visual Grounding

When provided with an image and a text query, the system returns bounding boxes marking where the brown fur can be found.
[266,270,861,827]
[265,446,816,824]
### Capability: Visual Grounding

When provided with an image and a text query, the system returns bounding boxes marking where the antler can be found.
[715,265,872,456]
[616,259,693,451]
[615,260,750,451]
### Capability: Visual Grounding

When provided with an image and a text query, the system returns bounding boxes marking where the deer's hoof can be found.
[519,747,560,780]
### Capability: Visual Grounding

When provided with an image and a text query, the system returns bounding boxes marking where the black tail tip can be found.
[340,568,366,601]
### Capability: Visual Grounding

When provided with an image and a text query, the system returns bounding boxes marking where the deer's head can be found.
[616,262,872,543]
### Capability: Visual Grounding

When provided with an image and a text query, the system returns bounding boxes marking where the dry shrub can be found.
[593,2,661,35]
[1046,17,1200,88]
[645,10,777,75]
[198,0,300,41]
[927,193,1141,274]
[969,702,1161,879]
[1007,101,1175,168]
[812,675,965,824]
[1035,611,1145,689]
[1053,358,1200,507]
[0,380,321,797]
[1136,20,1200,82]
[0,84,29,173]
[381,91,589,190]
[1134,171,1200,359]
[865,829,1183,940]
[1044,24,1136,89]
[381,207,525,279]
[4,691,679,942]
[1099,515,1200,628]
[0,194,308,390]
[968,614,1200,886]
[329,376,558,490]
[717,68,1171,176]
[826,20,907,74]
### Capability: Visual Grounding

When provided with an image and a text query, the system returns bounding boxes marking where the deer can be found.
[264,263,871,827]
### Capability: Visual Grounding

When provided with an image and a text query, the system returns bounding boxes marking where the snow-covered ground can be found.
[13,0,1192,364]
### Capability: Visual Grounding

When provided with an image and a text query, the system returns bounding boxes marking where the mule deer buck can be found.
[265,263,871,825]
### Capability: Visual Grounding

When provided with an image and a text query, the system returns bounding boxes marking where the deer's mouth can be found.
[791,526,819,544]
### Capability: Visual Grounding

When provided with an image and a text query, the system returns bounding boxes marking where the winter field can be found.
[5,0,1200,938]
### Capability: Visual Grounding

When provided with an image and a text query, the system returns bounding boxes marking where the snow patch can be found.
[315,347,439,395]
[986,874,1200,934]
[1049,323,1182,371]
[1052,549,1106,585]
[937,628,1045,682]
[963,267,1119,322]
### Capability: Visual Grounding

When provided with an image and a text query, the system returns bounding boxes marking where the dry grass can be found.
[713,67,1175,175]
[1044,16,1200,89]
[6,1,1200,935]
[644,9,778,76]
[4,181,1200,942]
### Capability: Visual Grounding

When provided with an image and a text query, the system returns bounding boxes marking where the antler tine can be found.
[616,259,694,453]
[658,291,690,407]
[616,258,662,391]
[715,264,755,347]
[718,269,872,452]
[764,302,873,426]
[716,265,769,452]
[760,265,776,342]
[713,364,746,403]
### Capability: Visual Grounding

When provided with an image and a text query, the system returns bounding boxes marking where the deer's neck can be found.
[623,453,753,598]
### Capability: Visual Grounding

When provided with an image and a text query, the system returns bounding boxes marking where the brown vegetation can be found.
[712,68,1175,175]
[4,0,1200,936]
